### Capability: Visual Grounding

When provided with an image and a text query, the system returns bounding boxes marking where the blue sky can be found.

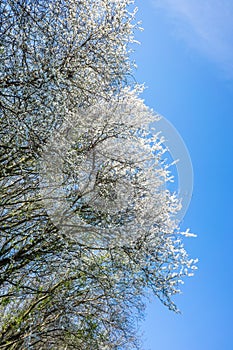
[133,1,233,349]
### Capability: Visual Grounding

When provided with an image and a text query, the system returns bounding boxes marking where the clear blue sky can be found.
[133,1,233,349]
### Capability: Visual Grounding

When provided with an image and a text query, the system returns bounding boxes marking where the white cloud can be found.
[152,0,233,77]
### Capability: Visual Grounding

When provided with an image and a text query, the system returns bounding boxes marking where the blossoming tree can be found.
[0,1,196,349]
